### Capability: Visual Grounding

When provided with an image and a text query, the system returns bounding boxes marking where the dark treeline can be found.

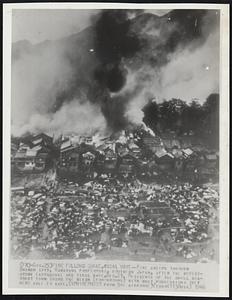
[142,93,219,149]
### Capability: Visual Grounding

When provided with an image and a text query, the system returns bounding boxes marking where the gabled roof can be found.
[32,133,52,139]
[156,151,174,160]
[31,133,53,144]
[96,143,106,152]
[61,139,72,150]
[15,151,26,159]
[19,143,30,150]
[11,143,18,151]
[182,148,193,157]
[128,142,140,150]
[26,148,39,157]
[32,137,43,145]
[155,149,167,158]
[60,139,80,153]
[32,145,42,151]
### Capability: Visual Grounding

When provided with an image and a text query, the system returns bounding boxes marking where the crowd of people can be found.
[11,177,219,261]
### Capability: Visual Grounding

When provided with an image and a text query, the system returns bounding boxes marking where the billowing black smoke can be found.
[12,9,219,136]
[93,10,142,92]
[88,9,218,131]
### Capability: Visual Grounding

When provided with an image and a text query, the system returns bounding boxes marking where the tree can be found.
[159,99,187,132]
[181,100,203,135]
[202,93,219,147]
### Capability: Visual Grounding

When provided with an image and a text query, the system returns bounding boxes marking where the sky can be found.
[11,8,219,136]
[12,9,99,44]
[12,9,170,44]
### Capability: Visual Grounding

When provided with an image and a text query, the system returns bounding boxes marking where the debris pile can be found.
[11,177,219,261]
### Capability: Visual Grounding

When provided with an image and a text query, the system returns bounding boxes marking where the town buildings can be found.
[12,128,219,182]
[14,133,56,172]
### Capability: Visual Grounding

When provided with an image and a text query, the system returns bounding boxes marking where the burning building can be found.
[162,135,181,151]
[127,140,141,159]
[142,135,164,154]
[102,147,118,173]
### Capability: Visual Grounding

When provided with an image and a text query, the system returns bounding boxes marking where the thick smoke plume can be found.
[120,9,220,123]
[93,10,142,92]
[11,9,219,136]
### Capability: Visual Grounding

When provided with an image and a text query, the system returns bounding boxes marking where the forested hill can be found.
[142,93,219,149]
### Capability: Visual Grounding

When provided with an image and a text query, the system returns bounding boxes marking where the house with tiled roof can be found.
[102,147,118,172]
[155,149,174,171]
[58,138,80,177]
[142,135,164,153]
[14,133,54,172]
[199,152,219,179]
[118,152,137,175]
[204,153,218,169]
[127,141,142,158]
[182,148,194,158]
[162,138,181,150]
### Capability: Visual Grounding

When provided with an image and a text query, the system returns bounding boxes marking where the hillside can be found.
[11,9,219,136]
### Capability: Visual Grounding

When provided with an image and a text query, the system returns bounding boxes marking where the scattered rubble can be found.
[11,176,219,261]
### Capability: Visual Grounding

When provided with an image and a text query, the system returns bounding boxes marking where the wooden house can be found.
[116,142,129,157]
[118,153,137,175]
[11,141,18,168]
[14,133,54,172]
[102,147,118,173]
[204,153,218,169]
[162,138,181,151]
[182,148,194,159]
[172,148,184,173]
[58,139,80,177]
[142,136,164,153]
[127,141,141,158]
[155,149,174,171]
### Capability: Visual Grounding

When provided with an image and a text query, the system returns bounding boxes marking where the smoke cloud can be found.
[119,9,220,123]
[11,9,220,136]
[93,10,142,92]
